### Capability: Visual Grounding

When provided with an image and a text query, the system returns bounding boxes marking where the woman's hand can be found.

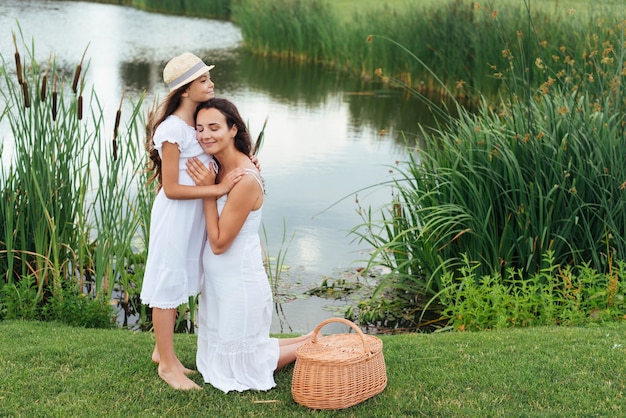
[187,157,216,186]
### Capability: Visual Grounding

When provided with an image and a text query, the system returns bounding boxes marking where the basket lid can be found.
[295,318,383,364]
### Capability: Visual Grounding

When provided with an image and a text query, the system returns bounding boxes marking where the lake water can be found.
[0,0,429,333]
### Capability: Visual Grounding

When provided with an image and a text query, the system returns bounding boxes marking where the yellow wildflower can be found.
[535,58,544,69]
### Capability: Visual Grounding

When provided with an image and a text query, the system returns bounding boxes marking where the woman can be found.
[188,98,311,393]
[140,53,245,390]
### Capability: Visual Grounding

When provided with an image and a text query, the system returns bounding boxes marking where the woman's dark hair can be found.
[144,83,190,189]
[194,98,252,156]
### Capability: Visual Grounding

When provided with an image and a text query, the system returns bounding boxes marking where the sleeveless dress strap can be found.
[243,168,264,193]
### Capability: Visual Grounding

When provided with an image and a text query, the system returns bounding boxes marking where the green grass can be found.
[1,320,625,417]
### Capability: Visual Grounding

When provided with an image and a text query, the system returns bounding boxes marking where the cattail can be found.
[13,33,23,85]
[77,95,83,120]
[112,87,125,161]
[112,110,119,160]
[40,68,48,101]
[77,80,85,120]
[72,43,89,94]
[52,74,58,121]
[21,80,30,108]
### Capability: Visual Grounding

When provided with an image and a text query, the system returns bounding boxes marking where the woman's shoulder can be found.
[241,168,264,193]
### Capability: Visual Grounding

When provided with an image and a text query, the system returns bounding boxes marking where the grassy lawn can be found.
[1,320,625,416]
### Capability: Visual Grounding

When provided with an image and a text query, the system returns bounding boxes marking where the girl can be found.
[140,53,245,390]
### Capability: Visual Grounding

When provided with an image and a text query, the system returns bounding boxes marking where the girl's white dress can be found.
[196,170,279,393]
[140,115,214,309]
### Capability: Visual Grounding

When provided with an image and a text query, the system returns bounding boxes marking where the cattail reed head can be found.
[40,70,48,101]
[113,136,118,161]
[113,108,120,160]
[52,74,58,120]
[21,80,30,108]
[15,53,23,85]
[72,44,89,94]
[13,33,23,85]
[77,95,83,120]
[112,88,125,161]
[72,65,81,94]
[77,82,85,120]
[52,92,58,120]
[113,109,121,137]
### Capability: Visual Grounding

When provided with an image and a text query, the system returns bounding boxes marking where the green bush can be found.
[440,252,626,331]
[0,276,41,321]
[42,284,117,329]
[0,276,116,328]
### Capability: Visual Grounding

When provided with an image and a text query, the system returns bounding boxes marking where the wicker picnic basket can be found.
[291,317,387,410]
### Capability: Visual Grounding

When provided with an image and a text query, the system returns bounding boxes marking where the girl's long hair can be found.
[144,83,189,189]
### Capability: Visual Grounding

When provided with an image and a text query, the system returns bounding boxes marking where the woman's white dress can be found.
[196,170,279,393]
[140,115,214,309]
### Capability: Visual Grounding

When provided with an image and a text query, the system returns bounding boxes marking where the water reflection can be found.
[236,52,437,145]
[1,0,435,334]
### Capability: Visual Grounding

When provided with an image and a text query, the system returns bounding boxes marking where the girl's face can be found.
[195,107,237,155]
[187,72,214,102]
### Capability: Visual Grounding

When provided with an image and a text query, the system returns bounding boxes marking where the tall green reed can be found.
[349,3,626,330]
[0,30,148,327]
[1,35,91,295]
[130,0,232,19]
[233,0,338,62]
[78,0,232,19]
[234,0,625,103]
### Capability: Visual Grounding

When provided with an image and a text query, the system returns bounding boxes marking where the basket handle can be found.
[310,317,373,355]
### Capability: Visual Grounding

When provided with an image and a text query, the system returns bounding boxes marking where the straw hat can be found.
[163,52,215,91]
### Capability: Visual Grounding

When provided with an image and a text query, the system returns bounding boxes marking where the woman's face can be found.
[195,107,237,155]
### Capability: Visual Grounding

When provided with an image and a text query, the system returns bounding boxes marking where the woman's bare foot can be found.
[158,365,201,390]
[278,331,314,346]
[152,346,197,375]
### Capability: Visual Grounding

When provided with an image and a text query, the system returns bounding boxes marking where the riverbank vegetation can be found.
[0,30,269,333]
[66,0,233,20]
[345,4,626,331]
[234,0,625,101]
[0,34,155,329]
[2,0,624,334]
[1,319,624,416]
[58,0,626,101]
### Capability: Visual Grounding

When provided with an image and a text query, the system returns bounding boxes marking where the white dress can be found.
[140,115,215,309]
[196,170,279,393]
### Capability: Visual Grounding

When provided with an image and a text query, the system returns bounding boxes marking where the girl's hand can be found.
[187,157,216,186]
[217,168,246,196]
[250,155,261,172]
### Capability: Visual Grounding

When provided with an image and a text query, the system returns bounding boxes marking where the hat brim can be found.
[168,64,215,91]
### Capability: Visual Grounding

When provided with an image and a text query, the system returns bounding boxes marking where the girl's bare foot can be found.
[152,347,196,375]
[158,365,201,390]
[152,346,160,364]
